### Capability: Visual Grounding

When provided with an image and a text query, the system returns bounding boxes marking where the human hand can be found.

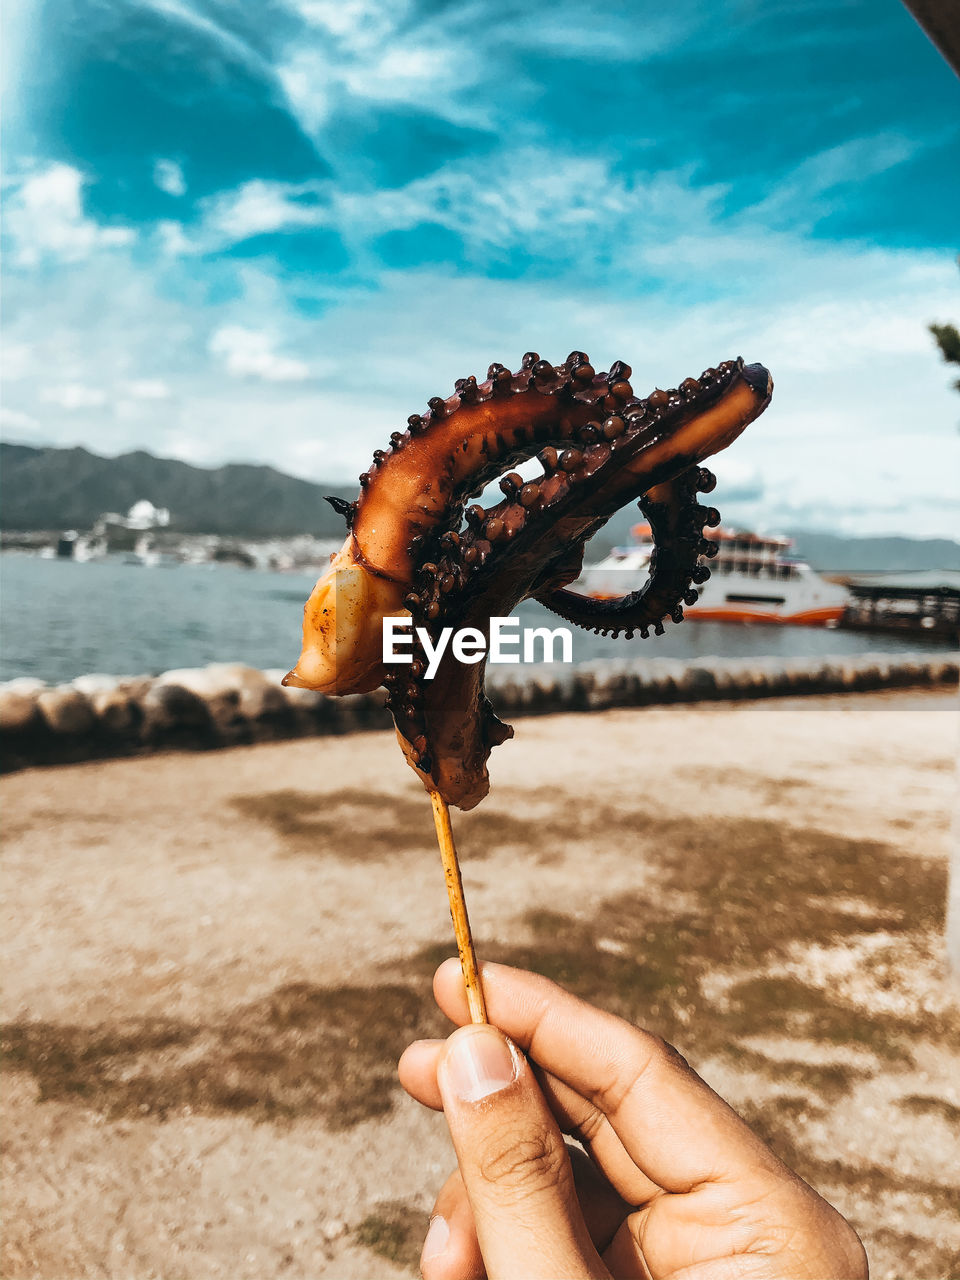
[399,960,868,1280]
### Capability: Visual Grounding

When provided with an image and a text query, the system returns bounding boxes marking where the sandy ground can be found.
[2,689,959,1280]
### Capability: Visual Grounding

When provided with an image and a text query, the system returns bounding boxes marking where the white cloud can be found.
[276,0,491,135]
[288,0,408,49]
[2,149,957,539]
[4,164,136,266]
[153,159,187,197]
[275,56,332,136]
[205,180,330,243]
[0,405,38,432]
[41,383,109,410]
[156,220,192,256]
[0,342,35,380]
[275,0,687,140]
[751,132,926,229]
[208,325,311,382]
[196,153,724,261]
[123,379,172,400]
[138,0,270,77]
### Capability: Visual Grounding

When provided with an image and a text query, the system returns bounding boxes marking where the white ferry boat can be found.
[578,524,849,626]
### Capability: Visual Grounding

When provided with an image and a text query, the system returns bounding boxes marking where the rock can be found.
[706,662,741,699]
[233,669,296,740]
[0,690,41,734]
[680,665,718,701]
[779,660,814,694]
[642,658,686,702]
[141,683,211,735]
[91,689,141,738]
[584,661,637,710]
[928,658,960,685]
[155,665,248,739]
[1,677,47,697]
[0,690,47,772]
[115,676,153,700]
[37,688,96,735]
[752,657,788,698]
[891,659,924,687]
[233,668,288,720]
[524,666,575,713]
[2,654,953,774]
[156,667,231,698]
[72,674,120,697]
[489,675,527,715]
[341,690,392,731]
[281,683,324,709]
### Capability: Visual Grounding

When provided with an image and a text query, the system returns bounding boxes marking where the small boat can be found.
[578,524,849,626]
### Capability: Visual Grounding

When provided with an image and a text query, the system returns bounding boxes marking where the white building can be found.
[125,500,171,530]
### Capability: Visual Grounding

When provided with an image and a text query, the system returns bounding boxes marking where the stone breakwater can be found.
[1,653,956,773]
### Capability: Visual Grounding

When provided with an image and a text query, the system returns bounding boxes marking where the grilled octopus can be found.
[284,351,773,809]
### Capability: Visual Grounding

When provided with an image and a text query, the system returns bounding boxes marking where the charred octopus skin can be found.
[284,352,773,809]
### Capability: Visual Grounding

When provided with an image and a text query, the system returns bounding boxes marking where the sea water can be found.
[0,554,953,686]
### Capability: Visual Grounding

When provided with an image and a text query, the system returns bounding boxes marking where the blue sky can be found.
[2,0,958,536]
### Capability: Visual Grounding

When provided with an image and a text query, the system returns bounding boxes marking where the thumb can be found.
[435,1023,610,1280]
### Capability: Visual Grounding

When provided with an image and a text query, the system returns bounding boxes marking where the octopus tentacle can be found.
[285,351,773,809]
[324,495,356,526]
[349,352,738,583]
[536,467,720,638]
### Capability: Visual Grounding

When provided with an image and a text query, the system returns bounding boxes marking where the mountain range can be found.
[0,442,355,539]
[2,442,957,571]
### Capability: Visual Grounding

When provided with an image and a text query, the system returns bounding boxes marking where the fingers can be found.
[433,959,781,1193]
[420,1169,485,1280]
[398,1037,445,1108]
[533,1068,663,1206]
[400,1038,661,1206]
[421,1150,632,1280]
[436,1023,610,1280]
[565,1146,634,1257]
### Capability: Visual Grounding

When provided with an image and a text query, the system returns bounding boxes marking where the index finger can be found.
[433,959,782,1195]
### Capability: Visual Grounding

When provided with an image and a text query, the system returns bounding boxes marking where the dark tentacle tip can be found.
[741,361,772,399]
[324,495,356,526]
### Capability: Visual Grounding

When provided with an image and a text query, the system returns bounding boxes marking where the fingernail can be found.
[421,1214,449,1262]
[444,1027,518,1102]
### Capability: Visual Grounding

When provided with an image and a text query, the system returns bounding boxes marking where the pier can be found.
[842,571,960,640]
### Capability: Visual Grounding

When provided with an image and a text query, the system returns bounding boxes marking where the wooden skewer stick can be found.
[430,789,488,1024]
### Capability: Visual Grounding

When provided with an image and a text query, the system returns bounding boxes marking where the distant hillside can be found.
[2,443,957,570]
[579,510,960,571]
[0,443,355,537]
[786,530,960,573]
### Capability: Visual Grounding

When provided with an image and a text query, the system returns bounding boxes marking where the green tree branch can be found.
[928,255,960,395]
[929,321,960,392]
